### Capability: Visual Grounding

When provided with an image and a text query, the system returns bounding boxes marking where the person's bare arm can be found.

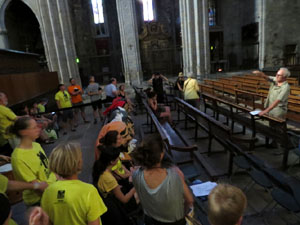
[29,207,49,225]
[148,75,155,84]
[161,75,168,81]
[56,101,61,109]
[259,99,280,117]
[88,220,100,225]
[252,70,269,80]
[112,185,135,204]
[175,167,194,210]
[177,82,183,92]
[7,180,48,192]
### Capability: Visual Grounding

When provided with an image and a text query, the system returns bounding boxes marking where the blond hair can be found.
[208,184,247,225]
[49,142,82,178]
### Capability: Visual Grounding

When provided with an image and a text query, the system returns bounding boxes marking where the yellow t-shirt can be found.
[183,78,200,100]
[11,142,56,205]
[0,174,8,193]
[9,219,18,225]
[0,105,17,146]
[37,104,45,113]
[97,171,118,198]
[111,159,125,175]
[41,180,107,225]
[54,91,72,108]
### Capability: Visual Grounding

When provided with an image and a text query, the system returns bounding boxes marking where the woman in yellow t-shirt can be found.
[9,117,56,206]
[41,142,107,225]
[92,146,136,225]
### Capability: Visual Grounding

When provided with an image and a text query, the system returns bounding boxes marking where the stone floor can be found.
[11,93,300,225]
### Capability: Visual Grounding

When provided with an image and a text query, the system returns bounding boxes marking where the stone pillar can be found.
[0,28,8,48]
[258,0,266,70]
[116,0,143,85]
[37,0,80,84]
[180,0,210,78]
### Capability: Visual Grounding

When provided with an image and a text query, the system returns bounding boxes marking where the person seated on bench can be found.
[146,90,173,125]
[92,146,137,225]
[131,134,194,225]
[208,184,247,225]
[253,68,290,119]
[98,130,131,180]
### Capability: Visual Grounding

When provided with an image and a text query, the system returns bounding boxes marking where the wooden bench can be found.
[142,99,198,166]
[200,92,291,169]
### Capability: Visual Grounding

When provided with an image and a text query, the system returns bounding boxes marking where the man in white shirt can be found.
[105,78,118,103]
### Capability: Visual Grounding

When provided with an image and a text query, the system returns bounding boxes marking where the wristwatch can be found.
[33,183,40,190]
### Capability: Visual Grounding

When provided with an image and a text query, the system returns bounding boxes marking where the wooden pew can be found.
[142,99,198,166]
[200,92,291,169]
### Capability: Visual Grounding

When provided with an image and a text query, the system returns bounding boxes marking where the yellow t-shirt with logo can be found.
[54,91,72,108]
[11,142,56,205]
[97,171,118,198]
[41,180,107,225]
[0,174,8,193]
[111,159,125,175]
[0,105,17,146]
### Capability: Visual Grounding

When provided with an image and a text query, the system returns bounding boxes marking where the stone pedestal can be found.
[116,0,143,85]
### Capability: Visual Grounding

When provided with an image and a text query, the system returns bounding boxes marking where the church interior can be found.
[1,0,300,225]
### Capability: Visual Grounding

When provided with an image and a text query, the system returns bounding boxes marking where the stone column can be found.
[116,0,143,85]
[180,0,210,78]
[36,0,80,84]
[258,0,266,70]
[0,28,8,48]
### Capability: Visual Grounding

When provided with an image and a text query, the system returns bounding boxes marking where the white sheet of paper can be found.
[190,181,217,197]
[250,109,262,116]
[0,163,12,173]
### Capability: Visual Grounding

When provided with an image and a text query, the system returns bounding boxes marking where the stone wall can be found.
[263,0,300,68]
[219,0,257,70]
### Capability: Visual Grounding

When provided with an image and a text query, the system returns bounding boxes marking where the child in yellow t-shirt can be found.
[10,117,56,206]
[41,142,107,225]
[92,146,136,225]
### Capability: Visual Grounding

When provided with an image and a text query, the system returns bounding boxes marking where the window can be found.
[208,0,216,26]
[91,0,108,36]
[92,0,104,24]
[143,0,154,22]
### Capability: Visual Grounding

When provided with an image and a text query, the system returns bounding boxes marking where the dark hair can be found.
[99,131,119,146]
[0,193,10,225]
[92,146,121,185]
[131,133,164,168]
[8,117,32,137]
[58,84,64,90]
[119,84,125,90]
[146,90,157,99]
[154,72,160,76]
[69,78,74,83]
[110,77,116,83]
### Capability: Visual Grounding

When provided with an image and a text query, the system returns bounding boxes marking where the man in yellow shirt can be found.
[183,72,200,108]
[55,84,75,135]
[0,92,18,156]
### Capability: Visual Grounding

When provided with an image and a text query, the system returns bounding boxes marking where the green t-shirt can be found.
[0,174,8,193]
[42,180,107,225]
[37,104,45,113]
[11,142,56,205]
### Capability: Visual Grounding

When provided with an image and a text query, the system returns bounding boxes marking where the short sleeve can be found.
[277,84,290,102]
[194,79,199,91]
[3,107,17,121]
[0,174,8,193]
[98,172,118,193]
[87,186,107,222]
[54,93,59,101]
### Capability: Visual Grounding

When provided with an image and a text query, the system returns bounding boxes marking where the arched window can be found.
[91,0,108,36]
[92,0,104,24]
[143,0,154,22]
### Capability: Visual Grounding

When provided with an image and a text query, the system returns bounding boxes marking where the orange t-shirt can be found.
[68,85,83,104]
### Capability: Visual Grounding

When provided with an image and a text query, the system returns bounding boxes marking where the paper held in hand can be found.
[250,109,262,116]
[190,181,217,197]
